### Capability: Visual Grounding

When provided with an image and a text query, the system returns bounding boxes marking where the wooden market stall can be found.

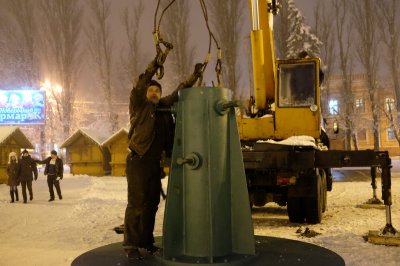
[103,128,129,176]
[60,129,111,176]
[0,126,34,184]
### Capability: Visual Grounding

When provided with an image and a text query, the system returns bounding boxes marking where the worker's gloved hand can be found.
[178,63,206,89]
[34,176,38,181]
[56,176,61,181]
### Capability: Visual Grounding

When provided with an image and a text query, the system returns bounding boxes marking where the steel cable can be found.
[198,0,222,87]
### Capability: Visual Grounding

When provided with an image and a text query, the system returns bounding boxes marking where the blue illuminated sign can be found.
[0,90,46,125]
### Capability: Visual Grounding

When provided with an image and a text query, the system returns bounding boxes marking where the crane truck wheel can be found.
[305,172,323,224]
[319,169,328,213]
[252,191,268,207]
[287,197,306,223]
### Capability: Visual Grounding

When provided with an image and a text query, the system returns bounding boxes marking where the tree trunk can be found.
[352,0,380,151]
[352,132,359,150]
[40,0,83,142]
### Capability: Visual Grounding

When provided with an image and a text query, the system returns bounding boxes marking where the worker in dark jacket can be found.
[36,150,64,201]
[123,52,203,260]
[18,149,38,203]
[7,152,20,203]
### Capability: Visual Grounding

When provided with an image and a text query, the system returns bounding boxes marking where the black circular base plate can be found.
[71,236,345,266]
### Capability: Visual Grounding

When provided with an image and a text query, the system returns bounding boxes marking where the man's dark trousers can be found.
[124,153,161,249]
[21,180,33,202]
[47,174,62,199]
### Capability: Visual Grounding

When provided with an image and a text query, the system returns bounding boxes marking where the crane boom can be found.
[249,0,276,110]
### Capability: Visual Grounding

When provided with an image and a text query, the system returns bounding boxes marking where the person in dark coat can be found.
[7,152,19,203]
[123,52,203,260]
[36,150,64,201]
[18,149,38,203]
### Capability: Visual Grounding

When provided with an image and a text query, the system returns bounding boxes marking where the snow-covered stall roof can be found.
[0,126,34,148]
[102,128,128,147]
[60,128,110,148]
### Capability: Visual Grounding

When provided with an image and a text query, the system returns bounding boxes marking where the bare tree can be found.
[352,0,381,151]
[120,0,144,87]
[162,0,195,86]
[378,0,400,112]
[207,0,245,98]
[86,0,118,133]
[39,0,84,141]
[313,1,336,122]
[0,0,39,88]
[331,0,358,150]
[378,0,400,148]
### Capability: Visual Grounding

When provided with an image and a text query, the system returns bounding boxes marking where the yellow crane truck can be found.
[239,0,393,224]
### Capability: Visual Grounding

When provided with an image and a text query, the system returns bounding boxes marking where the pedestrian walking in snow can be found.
[18,149,38,203]
[123,50,204,260]
[7,152,20,203]
[36,150,63,202]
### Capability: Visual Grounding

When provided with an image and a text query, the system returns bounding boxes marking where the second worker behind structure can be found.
[123,52,204,260]
[36,150,64,202]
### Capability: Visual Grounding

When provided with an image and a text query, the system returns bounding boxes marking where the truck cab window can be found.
[278,62,316,107]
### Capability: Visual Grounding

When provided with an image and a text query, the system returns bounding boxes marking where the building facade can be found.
[324,74,399,156]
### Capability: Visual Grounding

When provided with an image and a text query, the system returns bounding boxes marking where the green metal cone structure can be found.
[160,87,255,265]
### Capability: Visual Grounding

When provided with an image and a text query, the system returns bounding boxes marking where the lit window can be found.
[329,99,339,115]
[388,128,396,140]
[385,98,396,112]
[355,98,365,112]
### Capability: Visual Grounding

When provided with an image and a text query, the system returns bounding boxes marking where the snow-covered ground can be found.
[0,165,399,266]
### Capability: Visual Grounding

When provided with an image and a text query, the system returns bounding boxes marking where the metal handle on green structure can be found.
[176,152,202,170]
[215,100,240,115]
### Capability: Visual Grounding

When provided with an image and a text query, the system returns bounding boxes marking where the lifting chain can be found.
[153,0,176,79]
[267,0,281,15]
[215,49,222,87]
[153,31,173,79]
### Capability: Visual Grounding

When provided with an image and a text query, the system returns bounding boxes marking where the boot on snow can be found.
[10,191,14,203]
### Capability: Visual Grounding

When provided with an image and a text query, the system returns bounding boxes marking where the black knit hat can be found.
[148,80,162,91]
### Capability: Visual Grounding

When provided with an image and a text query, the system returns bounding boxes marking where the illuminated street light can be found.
[41,80,63,95]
